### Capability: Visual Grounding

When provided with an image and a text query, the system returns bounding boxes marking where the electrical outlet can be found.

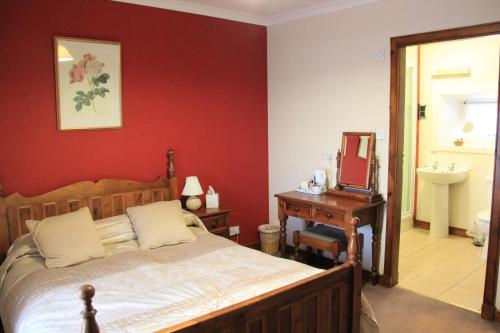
[376,128,386,140]
[229,226,240,236]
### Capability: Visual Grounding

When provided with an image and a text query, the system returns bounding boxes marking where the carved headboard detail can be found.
[0,149,178,256]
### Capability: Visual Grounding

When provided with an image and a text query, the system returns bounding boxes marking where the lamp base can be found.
[186,196,202,211]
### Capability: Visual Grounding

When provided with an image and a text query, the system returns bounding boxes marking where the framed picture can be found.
[54,37,122,131]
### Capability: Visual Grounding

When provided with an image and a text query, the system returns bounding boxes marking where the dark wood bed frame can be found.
[0,150,362,333]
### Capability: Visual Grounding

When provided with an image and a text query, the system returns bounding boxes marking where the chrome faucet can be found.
[448,163,456,172]
[432,161,439,170]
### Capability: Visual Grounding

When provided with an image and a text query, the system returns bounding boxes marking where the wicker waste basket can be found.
[258,224,280,255]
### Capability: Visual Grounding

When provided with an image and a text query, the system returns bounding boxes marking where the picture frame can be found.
[54,36,122,131]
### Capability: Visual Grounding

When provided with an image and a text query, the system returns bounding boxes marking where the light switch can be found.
[320,149,333,160]
[375,49,385,61]
[376,128,386,140]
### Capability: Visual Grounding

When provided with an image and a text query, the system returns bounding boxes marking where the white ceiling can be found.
[178,0,336,17]
[114,0,382,26]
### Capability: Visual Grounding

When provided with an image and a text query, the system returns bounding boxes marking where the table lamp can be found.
[182,176,203,211]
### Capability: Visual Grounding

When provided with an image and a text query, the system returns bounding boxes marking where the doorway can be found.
[382,21,500,321]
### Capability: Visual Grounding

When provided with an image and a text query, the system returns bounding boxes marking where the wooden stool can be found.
[293,224,363,266]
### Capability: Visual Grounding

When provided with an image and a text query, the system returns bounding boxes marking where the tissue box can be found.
[206,193,219,208]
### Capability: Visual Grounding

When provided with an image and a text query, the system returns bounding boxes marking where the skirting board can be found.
[413,219,473,239]
[379,273,398,288]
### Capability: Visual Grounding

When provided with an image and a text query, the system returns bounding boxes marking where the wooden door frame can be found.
[383,21,500,321]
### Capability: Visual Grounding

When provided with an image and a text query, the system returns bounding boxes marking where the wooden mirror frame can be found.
[337,132,375,189]
[329,132,382,203]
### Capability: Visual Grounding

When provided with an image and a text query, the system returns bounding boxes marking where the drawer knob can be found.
[211,221,217,228]
[294,207,300,212]
[326,213,332,219]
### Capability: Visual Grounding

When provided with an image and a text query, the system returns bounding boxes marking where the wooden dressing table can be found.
[276,191,384,284]
[276,131,385,285]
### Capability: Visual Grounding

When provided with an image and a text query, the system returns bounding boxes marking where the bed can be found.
[0,150,378,333]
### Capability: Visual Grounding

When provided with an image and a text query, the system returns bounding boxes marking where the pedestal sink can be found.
[416,167,468,239]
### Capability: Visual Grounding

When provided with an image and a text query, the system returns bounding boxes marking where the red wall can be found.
[0,0,268,245]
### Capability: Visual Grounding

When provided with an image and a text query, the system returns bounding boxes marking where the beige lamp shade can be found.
[182,176,203,196]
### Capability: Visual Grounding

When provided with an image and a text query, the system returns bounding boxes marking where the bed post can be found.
[347,217,362,333]
[80,285,100,333]
[0,183,9,259]
[167,149,179,199]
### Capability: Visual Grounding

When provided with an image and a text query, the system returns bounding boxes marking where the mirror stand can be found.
[328,149,383,203]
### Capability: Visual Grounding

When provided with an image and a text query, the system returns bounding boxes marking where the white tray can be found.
[295,188,326,195]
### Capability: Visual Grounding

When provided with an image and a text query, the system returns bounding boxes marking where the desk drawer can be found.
[313,207,344,227]
[285,202,312,219]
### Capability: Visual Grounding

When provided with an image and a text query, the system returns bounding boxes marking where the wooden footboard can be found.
[80,218,362,333]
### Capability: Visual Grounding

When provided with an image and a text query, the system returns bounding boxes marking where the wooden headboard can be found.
[0,149,178,256]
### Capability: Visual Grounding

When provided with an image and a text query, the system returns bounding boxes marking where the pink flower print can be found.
[82,53,96,62]
[69,53,110,112]
[76,54,103,76]
[77,53,96,71]
[69,63,85,83]
[85,60,104,76]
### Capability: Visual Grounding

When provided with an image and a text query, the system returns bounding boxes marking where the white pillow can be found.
[26,208,106,268]
[94,214,137,245]
[127,200,196,249]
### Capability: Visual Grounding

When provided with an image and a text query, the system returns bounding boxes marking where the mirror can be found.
[338,132,375,189]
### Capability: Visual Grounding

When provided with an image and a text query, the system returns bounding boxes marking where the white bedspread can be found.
[0,228,378,333]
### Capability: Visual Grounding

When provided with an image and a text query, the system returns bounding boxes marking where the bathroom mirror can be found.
[337,132,375,189]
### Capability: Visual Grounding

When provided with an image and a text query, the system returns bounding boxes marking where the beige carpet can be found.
[363,284,500,333]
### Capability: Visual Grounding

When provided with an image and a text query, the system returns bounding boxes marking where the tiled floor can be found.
[398,228,486,313]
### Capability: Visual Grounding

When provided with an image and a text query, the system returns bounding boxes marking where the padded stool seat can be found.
[293,224,363,266]
[300,224,347,243]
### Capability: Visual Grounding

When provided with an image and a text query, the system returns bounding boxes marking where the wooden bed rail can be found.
[80,218,362,333]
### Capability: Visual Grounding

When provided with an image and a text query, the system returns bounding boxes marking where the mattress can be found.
[0,227,378,333]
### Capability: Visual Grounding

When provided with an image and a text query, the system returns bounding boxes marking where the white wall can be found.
[267,0,500,306]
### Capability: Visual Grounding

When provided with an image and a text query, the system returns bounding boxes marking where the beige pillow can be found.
[182,209,199,226]
[26,208,106,268]
[127,200,196,249]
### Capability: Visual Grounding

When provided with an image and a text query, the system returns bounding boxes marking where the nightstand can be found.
[194,207,230,239]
